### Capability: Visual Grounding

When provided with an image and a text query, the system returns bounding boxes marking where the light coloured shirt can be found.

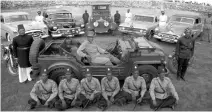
[35,15,44,23]
[159,15,168,29]
[30,79,58,102]
[81,77,101,97]
[123,76,147,97]
[58,78,81,100]
[204,17,212,29]
[159,15,168,23]
[77,40,106,58]
[125,12,133,23]
[149,77,179,101]
[101,76,120,96]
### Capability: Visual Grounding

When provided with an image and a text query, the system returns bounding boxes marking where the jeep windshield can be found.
[92,5,110,17]
[134,15,154,23]
[4,15,30,23]
[49,13,72,19]
[169,16,194,25]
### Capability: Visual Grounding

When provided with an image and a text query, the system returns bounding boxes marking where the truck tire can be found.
[29,39,45,66]
[48,67,77,84]
[167,56,178,74]
[138,65,158,89]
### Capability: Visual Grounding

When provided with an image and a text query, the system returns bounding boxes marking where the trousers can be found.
[92,54,120,66]
[177,57,190,78]
[150,96,176,109]
[28,97,57,109]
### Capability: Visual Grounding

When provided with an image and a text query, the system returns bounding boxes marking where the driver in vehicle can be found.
[77,31,120,65]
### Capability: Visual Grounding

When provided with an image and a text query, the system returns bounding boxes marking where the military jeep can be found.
[29,35,168,88]
[43,9,85,38]
[86,2,117,34]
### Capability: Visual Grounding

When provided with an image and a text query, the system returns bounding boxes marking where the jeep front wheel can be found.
[138,65,158,89]
[48,67,77,84]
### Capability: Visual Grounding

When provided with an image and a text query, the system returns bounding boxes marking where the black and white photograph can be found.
[1,0,212,111]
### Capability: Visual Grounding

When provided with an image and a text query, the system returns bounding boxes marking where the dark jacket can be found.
[114,13,121,23]
[12,34,33,67]
[175,36,195,59]
[82,13,89,23]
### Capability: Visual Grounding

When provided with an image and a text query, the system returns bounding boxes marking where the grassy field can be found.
[1,6,212,111]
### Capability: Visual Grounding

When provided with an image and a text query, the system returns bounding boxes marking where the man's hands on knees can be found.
[110,96,115,103]
[153,99,157,106]
[137,96,143,103]
[36,100,41,107]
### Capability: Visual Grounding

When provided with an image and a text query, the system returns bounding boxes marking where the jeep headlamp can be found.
[93,22,98,27]
[104,21,109,26]
[53,26,57,30]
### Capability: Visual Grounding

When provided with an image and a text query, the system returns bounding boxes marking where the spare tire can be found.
[138,65,158,89]
[29,39,45,66]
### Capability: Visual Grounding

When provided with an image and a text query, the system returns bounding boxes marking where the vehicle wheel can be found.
[7,60,18,76]
[147,30,154,40]
[6,33,11,41]
[48,67,77,84]
[1,46,9,61]
[29,39,45,66]
[109,29,115,36]
[167,55,178,74]
[138,65,158,89]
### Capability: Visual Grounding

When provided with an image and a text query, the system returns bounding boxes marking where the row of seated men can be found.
[28,66,179,111]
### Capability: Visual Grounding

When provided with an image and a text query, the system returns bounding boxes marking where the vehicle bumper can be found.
[153,35,178,43]
[118,29,146,36]
[40,34,49,39]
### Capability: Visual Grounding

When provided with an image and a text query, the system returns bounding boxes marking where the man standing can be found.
[82,10,89,26]
[114,10,121,26]
[35,11,44,23]
[158,10,168,31]
[175,28,195,81]
[149,66,179,110]
[79,68,102,108]
[55,69,81,110]
[121,66,147,104]
[100,68,120,107]
[125,9,132,23]
[28,72,58,109]
[12,24,33,83]
[77,31,120,65]
[202,12,212,43]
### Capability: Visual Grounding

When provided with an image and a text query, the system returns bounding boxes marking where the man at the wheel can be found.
[77,31,120,65]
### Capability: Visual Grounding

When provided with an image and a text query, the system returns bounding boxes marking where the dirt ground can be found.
[1,6,212,111]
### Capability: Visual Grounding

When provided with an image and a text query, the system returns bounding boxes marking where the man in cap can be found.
[12,24,34,83]
[35,11,44,23]
[28,71,58,109]
[149,66,179,110]
[77,30,120,65]
[125,9,132,23]
[79,68,101,108]
[121,65,147,105]
[100,68,120,107]
[114,10,121,26]
[55,69,81,110]
[82,10,89,26]
[202,12,212,43]
[175,28,195,81]
[158,10,168,31]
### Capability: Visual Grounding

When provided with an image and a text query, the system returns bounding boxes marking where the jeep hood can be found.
[6,21,45,32]
[120,21,155,30]
[161,22,193,36]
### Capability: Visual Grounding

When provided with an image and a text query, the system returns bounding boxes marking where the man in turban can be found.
[12,24,34,83]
